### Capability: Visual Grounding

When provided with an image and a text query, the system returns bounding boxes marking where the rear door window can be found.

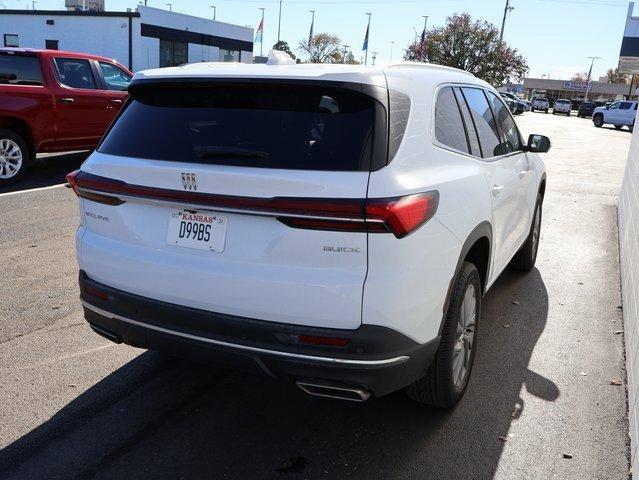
[0,54,42,85]
[461,87,502,158]
[98,62,131,91]
[434,86,468,153]
[53,58,96,90]
[99,82,380,171]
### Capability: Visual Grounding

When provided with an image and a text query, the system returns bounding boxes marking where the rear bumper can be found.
[79,271,439,397]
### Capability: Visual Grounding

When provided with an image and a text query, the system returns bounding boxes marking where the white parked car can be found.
[553,99,572,116]
[593,100,638,132]
[531,97,550,113]
[67,55,550,407]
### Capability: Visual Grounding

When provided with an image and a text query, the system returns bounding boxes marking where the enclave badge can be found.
[181,173,197,191]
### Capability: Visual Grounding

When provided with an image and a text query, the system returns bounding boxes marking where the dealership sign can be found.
[562,81,590,90]
[619,3,639,73]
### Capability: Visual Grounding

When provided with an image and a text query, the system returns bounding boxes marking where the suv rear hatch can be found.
[74,79,388,329]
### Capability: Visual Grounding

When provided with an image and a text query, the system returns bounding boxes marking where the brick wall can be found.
[620,125,639,478]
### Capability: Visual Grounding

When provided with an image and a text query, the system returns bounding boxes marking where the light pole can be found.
[342,45,349,64]
[422,15,428,37]
[584,56,600,100]
[31,0,36,9]
[499,0,514,41]
[412,27,418,44]
[371,51,378,66]
[308,10,315,53]
[210,5,216,20]
[258,7,265,57]
[364,12,371,66]
[165,3,172,11]
[277,0,283,42]
[389,41,394,62]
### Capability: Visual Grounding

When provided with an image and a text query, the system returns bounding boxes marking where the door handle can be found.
[491,185,505,196]
[59,97,75,104]
[109,99,123,104]
[518,170,528,179]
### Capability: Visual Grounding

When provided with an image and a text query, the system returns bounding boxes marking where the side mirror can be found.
[526,134,551,153]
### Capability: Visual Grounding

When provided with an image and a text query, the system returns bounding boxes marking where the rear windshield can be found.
[99,82,379,171]
[536,98,548,102]
[0,54,43,85]
[556,100,570,104]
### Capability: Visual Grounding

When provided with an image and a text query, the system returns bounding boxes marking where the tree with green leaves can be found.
[404,13,528,85]
[272,41,296,60]
[298,33,342,64]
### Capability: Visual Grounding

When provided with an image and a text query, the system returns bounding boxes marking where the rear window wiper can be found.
[194,146,271,160]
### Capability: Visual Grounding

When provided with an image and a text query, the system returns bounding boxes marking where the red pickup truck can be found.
[0,48,132,185]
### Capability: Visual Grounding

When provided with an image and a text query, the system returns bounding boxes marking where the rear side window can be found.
[0,54,42,85]
[53,58,96,90]
[462,87,502,158]
[487,92,521,153]
[434,86,468,153]
[99,83,379,171]
[453,87,481,157]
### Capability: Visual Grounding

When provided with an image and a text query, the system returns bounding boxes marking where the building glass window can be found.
[219,49,240,62]
[159,40,188,68]
[4,34,19,47]
[45,39,59,50]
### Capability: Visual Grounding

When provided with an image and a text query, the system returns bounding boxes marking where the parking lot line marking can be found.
[0,183,67,197]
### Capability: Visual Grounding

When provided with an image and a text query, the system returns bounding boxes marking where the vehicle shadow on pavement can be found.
[0,151,89,194]
[0,269,553,480]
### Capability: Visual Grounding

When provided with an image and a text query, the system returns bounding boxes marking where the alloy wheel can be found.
[452,283,476,388]
[0,138,23,179]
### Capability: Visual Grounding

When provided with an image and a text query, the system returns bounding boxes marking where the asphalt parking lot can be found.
[0,112,632,480]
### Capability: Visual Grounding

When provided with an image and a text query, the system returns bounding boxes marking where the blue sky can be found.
[2,0,633,80]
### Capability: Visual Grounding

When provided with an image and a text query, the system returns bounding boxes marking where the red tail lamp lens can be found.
[298,335,349,347]
[365,191,439,238]
[66,169,81,196]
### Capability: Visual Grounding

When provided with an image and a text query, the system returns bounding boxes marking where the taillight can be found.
[279,191,439,238]
[66,169,80,196]
[365,192,439,238]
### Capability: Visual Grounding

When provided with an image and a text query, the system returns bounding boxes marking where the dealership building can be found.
[0,4,254,71]
[522,77,636,102]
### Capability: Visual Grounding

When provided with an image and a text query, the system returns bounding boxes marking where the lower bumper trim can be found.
[81,300,410,367]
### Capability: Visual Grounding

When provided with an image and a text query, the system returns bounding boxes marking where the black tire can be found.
[0,128,29,186]
[567,111,570,116]
[510,195,542,272]
[593,114,604,127]
[615,125,622,130]
[544,109,548,113]
[629,123,634,133]
[405,262,481,408]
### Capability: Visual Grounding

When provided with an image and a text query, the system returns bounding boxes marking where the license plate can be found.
[166,210,227,252]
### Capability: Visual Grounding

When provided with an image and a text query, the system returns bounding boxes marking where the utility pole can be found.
[308,10,315,52]
[584,56,600,100]
[364,12,371,66]
[371,52,378,66]
[412,27,418,44]
[258,7,265,57]
[499,0,514,41]
[165,2,172,11]
[342,45,349,64]
[422,15,428,37]
[31,0,36,9]
[210,5,216,20]
[277,0,283,42]
[389,41,394,62]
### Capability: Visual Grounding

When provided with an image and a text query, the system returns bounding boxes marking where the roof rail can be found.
[385,61,475,77]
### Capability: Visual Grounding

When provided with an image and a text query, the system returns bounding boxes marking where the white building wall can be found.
[0,6,253,71]
[0,14,132,68]
[619,111,639,480]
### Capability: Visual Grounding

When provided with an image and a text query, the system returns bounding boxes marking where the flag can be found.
[362,23,369,51]
[420,27,426,44]
[308,17,314,47]
[255,19,263,43]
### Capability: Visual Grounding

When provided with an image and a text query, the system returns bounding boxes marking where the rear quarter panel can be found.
[363,71,493,343]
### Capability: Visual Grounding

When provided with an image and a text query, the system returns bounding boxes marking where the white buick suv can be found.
[68,54,550,407]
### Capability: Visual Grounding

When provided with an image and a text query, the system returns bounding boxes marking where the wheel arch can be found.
[0,116,35,161]
[538,173,547,201]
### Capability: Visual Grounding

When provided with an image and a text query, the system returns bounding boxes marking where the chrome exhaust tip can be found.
[296,381,371,402]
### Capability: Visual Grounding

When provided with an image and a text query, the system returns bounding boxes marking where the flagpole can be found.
[259,7,265,57]
[308,10,315,58]
[364,12,371,66]
[584,56,600,100]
